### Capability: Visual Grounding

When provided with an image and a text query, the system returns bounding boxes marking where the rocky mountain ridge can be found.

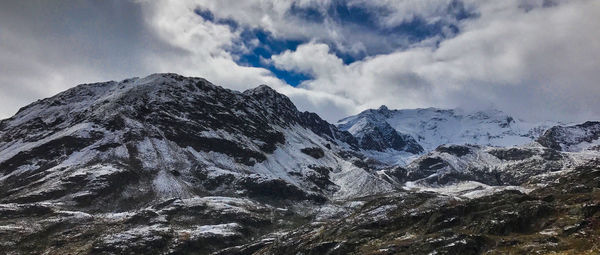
[0,73,599,254]
[0,73,396,211]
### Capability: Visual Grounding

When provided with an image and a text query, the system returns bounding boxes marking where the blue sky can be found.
[0,0,599,122]
[193,0,476,86]
[194,7,310,86]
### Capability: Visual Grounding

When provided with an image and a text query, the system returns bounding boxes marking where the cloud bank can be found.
[0,0,598,123]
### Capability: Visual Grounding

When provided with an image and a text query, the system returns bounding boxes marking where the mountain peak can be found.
[243,84,283,98]
[244,84,299,117]
[246,84,275,93]
[378,105,389,111]
[243,85,285,99]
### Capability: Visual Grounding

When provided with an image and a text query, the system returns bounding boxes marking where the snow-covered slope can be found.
[337,106,423,154]
[388,144,577,185]
[1,73,600,254]
[537,121,600,152]
[337,105,557,164]
[0,73,389,209]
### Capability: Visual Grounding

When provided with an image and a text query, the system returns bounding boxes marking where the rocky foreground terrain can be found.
[0,73,599,254]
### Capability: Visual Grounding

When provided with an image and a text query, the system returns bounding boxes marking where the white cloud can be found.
[186,0,468,56]
[271,43,344,77]
[351,0,470,26]
[0,0,344,122]
[0,0,598,124]
[270,0,600,122]
[137,0,288,91]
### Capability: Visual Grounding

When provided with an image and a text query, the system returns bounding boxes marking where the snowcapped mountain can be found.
[337,105,557,165]
[0,73,391,210]
[336,106,423,154]
[1,73,599,254]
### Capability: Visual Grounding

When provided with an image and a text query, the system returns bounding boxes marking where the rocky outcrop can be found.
[381,144,573,186]
[337,106,423,154]
[537,121,600,151]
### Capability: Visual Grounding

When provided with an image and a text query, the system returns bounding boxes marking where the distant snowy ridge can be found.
[337,105,558,164]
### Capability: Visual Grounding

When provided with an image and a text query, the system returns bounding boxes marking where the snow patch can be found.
[404,181,532,199]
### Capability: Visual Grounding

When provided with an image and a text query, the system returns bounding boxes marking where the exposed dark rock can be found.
[417,157,448,170]
[169,136,267,166]
[541,148,564,160]
[94,142,122,152]
[301,147,325,159]
[537,121,600,151]
[240,178,320,202]
[308,165,333,176]
[489,148,535,161]
[298,111,359,148]
[0,135,102,175]
[0,204,53,219]
[357,121,423,153]
[436,144,473,157]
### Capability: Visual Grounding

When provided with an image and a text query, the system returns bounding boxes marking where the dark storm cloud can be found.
[0,0,164,117]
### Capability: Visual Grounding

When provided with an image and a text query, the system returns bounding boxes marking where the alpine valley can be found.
[1,73,599,254]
